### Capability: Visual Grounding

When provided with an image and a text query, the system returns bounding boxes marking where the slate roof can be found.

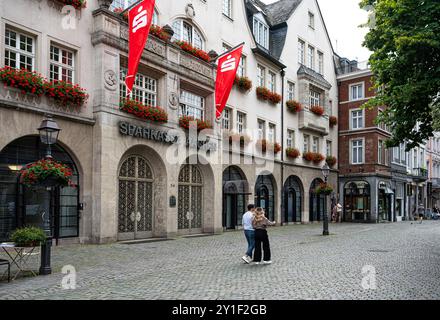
[297,64,332,89]
[264,0,303,26]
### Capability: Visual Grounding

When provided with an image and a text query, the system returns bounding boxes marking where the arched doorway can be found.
[0,136,80,241]
[222,166,249,229]
[309,178,326,222]
[178,164,203,234]
[283,176,303,223]
[117,155,153,240]
[255,174,275,221]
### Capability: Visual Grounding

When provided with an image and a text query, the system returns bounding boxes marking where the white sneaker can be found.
[242,255,250,264]
[263,260,272,264]
[254,262,261,265]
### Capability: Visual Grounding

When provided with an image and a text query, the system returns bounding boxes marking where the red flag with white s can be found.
[125,0,156,96]
[215,44,244,119]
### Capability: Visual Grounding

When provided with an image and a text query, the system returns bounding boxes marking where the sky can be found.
[261,0,372,62]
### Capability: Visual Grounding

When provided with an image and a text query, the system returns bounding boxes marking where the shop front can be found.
[343,181,371,222]
[378,181,393,222]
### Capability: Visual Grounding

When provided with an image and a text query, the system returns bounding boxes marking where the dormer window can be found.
[172,19,205,50]
[253,16,269,49]
[308,11,315,29]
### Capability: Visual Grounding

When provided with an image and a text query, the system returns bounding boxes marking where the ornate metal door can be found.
[178,165,203,234]
[118,156,153,240]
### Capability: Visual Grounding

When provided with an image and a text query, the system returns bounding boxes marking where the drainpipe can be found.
[280,68,286,225]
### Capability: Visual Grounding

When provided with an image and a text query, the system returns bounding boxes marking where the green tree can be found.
[360,0,440,149]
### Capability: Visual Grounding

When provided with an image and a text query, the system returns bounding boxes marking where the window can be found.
[172,19,204,49]
[298,40,305,65]
[253,17,269,49]
[318,51,324,74]
[222,0,232,18]
[120,69,157,106]
[352,139,364,164]
[237,55,246,77]
[287,130,295,148]
[4,28,35,71]
[111,0,158,24]
[222,108,231,130]
[179,91,205,120]
[307,46,315,69]
[287,81,295,101]
[268,71,276,92]
[351,109,364,129]
[257,65,265,87]
[258,119,266,140]
[312,137,319,153]
[378,140,384,164]
[237,112,246,133]
[268,123,276,143]
[326,141,332,156]
[303,134,310,153]
[308,12,315,29]
[350,83,364,101]
[400,143,406,164]
[49,44,75,82]
[309,89,321,107]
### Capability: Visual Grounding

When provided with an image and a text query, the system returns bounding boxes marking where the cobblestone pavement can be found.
[1,221,440,300]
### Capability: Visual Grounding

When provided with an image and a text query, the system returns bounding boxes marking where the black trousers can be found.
[254,229,271,262]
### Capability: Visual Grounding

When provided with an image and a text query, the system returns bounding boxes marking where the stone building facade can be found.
[0,0,338,244]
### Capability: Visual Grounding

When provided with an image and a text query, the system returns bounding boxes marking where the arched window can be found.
[172,19,204,50]
[111,1,158,25]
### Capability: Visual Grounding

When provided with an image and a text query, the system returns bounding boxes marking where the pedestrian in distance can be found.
[252,207,276,265]
[242,204,256,264]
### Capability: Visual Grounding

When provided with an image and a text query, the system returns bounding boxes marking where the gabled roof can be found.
[264,0,303,26]
[297,64,332,89]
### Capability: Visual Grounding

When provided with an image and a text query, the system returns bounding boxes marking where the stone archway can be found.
[283,176,304,223]
[222,166,249,229]
[255,174,277,221]
[309,178,325,222]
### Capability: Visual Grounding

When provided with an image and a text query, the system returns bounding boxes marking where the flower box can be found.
[310,105,325,116]
[44,80,88,107]
[149,25,172,42]
[173,41,211,63]
[303,151,314,162]
[228,133,252,146]
[179,116,212,131]
[256,86,281,104]
[329,116,338,127]
[326,156,337,167]
[234,76,252,92]
[56,0,87,10]
[120,99,168,123]
[286,100,302,113]
[315,183,333,195]
[0,67,45,96]
[20,158,75,188]
[256,139,281,154]
[313,153,325,164]
[286,148,301,159]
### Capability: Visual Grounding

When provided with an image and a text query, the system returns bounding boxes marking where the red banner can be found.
[215,44,244,119]
[125,0,156,96]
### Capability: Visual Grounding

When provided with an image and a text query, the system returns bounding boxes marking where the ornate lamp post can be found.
[38,115,61,275]
[321,163,330,236]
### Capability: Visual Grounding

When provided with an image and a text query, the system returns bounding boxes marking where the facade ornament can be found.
[104,70,117,91]
[185,4,196,19]
[168,92,179,109]
[98,0,113,9]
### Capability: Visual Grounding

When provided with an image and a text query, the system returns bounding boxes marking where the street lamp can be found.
[38,115,61,275]
[321,163,330,236]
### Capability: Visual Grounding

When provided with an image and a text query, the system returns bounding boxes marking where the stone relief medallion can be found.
[185,3,195,19]
[168,92,179,109]
[104,70,117,91]
[186,211,194,221]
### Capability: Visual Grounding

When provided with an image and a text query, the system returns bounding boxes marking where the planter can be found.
[256,139,281,154]
[310,105,325,116]
[315,183,334,195]
[326,156,337,167]
[234,76,252,92]
[44,80,88,107]
[303,151,314,162]
[286,100,302,113]
[286,148,301,159]
[120,99,168,123]
[179,116,212,131]
[20,158,75,188]
[11,227,46,247]
[0,67,45,96]
[173,41,211,62]
[229,134,252,146]
[56,0,87,10]
[256,87,281,104]
[329,116,338,127]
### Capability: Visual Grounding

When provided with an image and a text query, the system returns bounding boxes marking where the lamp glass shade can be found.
[321,163,330,178]
[38,117,61,145]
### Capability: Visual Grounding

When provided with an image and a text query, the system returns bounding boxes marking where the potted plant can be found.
[286,100,302,113]
[313,153,325,164]
[0,67,45,96]
[256,86,270,101]
[20,158,75,188]
[228,133,252,146]
[268,92,282,104]
[10,227,46,247]
[120,98,168,123]
[310,105,325,116]
[43,80,88,107]
[303,151,314,162]
[179,115,212,131]
[315,182,334,195]
[326,156,337,167]
[173,41,211,62]
[234,76,253,92]
[286,148,301,159]
[329,116,338,127]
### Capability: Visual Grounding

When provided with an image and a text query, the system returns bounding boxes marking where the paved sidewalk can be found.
[1,222,440,300]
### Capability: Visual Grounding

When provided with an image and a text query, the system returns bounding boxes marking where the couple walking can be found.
[242,204,276,265]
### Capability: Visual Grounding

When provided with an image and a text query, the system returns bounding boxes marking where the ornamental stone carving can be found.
[120,25,166,57]
[180,55,212,78]
[104,70,117,91]
[168,92,179,109]
[185,4,196,19]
